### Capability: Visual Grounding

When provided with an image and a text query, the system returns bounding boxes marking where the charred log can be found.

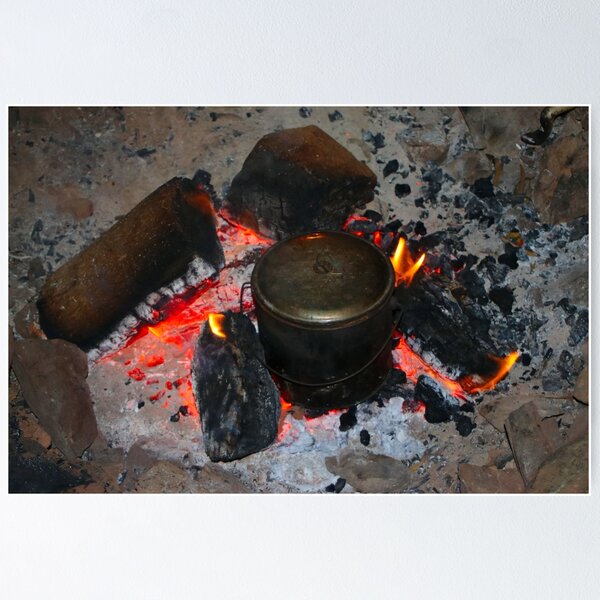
[191,312,280,462]
[395,275,500,378]
[37,177,224,347]
[224,125,377,239]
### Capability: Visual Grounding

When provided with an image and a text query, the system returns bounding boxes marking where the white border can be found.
[2,1,599,598]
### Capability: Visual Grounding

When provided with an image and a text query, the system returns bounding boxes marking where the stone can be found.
[573,365,588,405]
[13,300,44,339]
[11,338,98,460]
[532,135,588,224]
[193,464,251,493]
[478,395,570,432]
[224,125,377,239]
[444,151,494,185]
[325,448,424,493]
[134,461,192,493]
[529,436,588,493]
[458,464,525,493]
[192,311,280,462]
[43,184,94,220]
[18,415,52,449]
[505,401,563,487]
[396,125,449,165]
[459,107,540,157]
[119,440,158,489]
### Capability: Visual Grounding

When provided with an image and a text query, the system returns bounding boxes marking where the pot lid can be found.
[251,231,394,326]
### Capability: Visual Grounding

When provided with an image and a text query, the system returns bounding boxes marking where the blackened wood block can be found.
[224,125,377,239]
[191,311,280,462]
[37,177,225,346]
[414,375,460,423]
[395,276,499,377]
[11,338,97,460]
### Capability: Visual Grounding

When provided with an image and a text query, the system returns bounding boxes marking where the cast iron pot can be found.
[251,231,395,409]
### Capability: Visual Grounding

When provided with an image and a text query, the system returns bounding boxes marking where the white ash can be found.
[87,256,218,364]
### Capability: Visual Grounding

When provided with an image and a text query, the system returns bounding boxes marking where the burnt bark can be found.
[37,177,224,346]
[224,125,377,239]
[191,312,280,462]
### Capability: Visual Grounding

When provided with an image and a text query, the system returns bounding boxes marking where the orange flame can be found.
[459,351,520,394]
[208,313,227,338]
[391,237,426,286]
[394,338,520,400]
[394,337,467,400]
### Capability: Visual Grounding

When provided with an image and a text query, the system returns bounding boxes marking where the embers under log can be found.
[191,311,280,462]
[37,177,225,347]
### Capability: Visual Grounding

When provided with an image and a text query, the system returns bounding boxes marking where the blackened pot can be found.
[251,231,395,409]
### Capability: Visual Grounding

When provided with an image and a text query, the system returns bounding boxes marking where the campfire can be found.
[9,107,589,494]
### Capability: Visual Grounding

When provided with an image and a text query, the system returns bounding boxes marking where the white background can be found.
[1,1,598,598]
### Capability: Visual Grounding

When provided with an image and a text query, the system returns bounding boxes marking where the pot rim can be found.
[251,230,395,329]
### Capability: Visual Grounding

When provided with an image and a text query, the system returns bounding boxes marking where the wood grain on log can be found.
[37,177,224,346]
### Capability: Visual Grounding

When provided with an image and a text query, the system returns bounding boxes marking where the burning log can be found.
[224,125,377,239]
[191,311,280,462]
[37,177,225,346]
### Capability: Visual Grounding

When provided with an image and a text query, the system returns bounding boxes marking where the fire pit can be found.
[8,106,589,494]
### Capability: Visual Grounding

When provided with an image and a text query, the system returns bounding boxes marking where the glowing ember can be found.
[390,237,426,286]
[393,337,467,400]
[459,351,520,394]
[208,313,227,338]
[393,337,519,400]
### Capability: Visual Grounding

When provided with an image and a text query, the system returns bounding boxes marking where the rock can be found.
[64,482,106,494]
[444,151,494,185]
[458,464,525,493]
[194,464,251,493]
[573,365,588,405]
[396,125,449,165]
[18,415,52,449]
[325,448,423,493]
[478,395,570,432]
[224,125,377,239]
[547,264,588,306]
[134,461,192,493]
[43,184,94,220]
[459,107,540,157]
[14,299,44,339]
[505,401,563,487]
[123,440,158,487]
[11,338,97,460]
[532,135,588,224]
[529,436,588,493]
[192,311,280,462]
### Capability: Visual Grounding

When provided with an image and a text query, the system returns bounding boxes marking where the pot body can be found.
[251,231,395,409]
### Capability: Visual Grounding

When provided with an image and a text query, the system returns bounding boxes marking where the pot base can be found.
[272,339,394,410]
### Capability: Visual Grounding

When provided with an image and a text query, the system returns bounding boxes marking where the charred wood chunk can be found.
[414,375,460,423]
[224,125,377,240]
[37,177,224,346]
[395,279,499,377]
[11,338,98,460]
[192,312,280,462]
